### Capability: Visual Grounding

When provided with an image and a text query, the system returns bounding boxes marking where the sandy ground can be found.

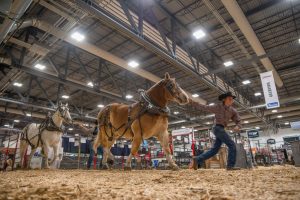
[0,166,300,200]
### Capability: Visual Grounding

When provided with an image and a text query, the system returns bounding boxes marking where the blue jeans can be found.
[87,141,103,169]
[196,125,237,167]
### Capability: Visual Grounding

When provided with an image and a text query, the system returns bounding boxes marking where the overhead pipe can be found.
[0,0,33,44]
[221,0,283,87]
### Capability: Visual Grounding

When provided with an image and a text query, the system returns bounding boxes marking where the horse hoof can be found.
[124,166,132,171]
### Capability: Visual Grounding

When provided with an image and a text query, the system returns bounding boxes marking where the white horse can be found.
[19,103,72,169]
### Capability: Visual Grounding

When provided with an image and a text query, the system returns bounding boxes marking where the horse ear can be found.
[165,72,170,80]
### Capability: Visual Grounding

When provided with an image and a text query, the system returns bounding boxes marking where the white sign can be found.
[260,71,280,109]
[172,128,192,136]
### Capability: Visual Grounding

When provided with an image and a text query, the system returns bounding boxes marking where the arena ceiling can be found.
[0,0,299,134]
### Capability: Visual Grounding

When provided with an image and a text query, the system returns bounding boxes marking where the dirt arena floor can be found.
[1,165,300,200]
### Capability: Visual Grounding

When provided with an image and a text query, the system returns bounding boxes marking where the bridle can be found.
[57,106,71,123]
[160,79,183,100]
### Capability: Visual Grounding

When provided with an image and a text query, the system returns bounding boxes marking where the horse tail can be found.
[93,105,110,152]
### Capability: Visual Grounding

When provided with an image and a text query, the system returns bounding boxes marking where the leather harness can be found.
[21,107,65,149]
[99,80,179,142]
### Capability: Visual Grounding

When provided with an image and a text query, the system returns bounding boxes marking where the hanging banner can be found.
[260,71,280,109]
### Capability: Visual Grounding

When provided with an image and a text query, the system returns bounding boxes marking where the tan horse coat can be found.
[94,73,189,170]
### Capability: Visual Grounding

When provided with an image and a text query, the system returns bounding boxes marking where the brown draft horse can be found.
[93,73,189,170]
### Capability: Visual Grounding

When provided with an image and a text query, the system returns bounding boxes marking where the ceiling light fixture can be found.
[181,126,186,129]
[255,127,260,129]
[192,94,199,98]
[14,120,20,123]
[62,95,69,99]
[284,122,289,125]
[68,128,73,131]
[209,103,215,106]
[126,94,133,99]
[87,82,94,87]
[34,63,46,70]
[242,80,251,85]
[244,121,249,124]
[193,29,206,39]
[13,82,23,87]
[272,109,278,113]
[277,115,282,118]
[254,92,261,96]
[97,104,104,108]
[174,111,179,115]
[223,61,233,67]
[26,113,31,117]
[128,60,139,68]
[71,31,85,42]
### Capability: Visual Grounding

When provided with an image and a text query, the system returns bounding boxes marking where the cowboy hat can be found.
[218,92,236,101]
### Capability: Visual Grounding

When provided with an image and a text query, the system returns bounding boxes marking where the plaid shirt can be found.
[191,102,242,128]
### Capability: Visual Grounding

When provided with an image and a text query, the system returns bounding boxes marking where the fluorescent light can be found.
[13,82,23,87]
[277,115,282,118]
[14,120,20,123]
[68,128,73,131]
[173,111,179,115]
[181,126,186,129]
[62,95,69,99]
[71,31,85,42]
[255,127,260,129]
[83,123,89,127]
[298,38,300,44]
[254,92,261,96]
[209,103,215,106]
[26,113,31,117]
[87,82,94,87]
[34,63,46,70]
[223,61,233,67]
[193,29,206,39]
[128,60,139,68]
[192,94,199,98]
[242,80,251,85]
[4,124,9,127]
[97,104,104,108]
[284,122,289,125]
[126,94,133,99]
[272,109,278,113]
[244,121,249,124]
[206,122,211,125]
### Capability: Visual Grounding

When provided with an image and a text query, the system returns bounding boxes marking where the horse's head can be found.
[161,73,189,105]
[57,102,72,124]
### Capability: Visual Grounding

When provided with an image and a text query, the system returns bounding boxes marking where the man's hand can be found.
[233,126,240,133]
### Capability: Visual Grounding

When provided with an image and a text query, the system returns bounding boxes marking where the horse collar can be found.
[138,89,170,115]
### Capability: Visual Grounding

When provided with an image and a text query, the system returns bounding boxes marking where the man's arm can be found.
[231,108,242,131]
[189,98,219,113]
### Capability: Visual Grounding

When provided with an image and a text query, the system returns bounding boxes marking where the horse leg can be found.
[19,140,28,169]
[125,135,142,170]
[43,144,50,169]
[27,148,36,169]
[158,131,179,170]
[49,144,58,166]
